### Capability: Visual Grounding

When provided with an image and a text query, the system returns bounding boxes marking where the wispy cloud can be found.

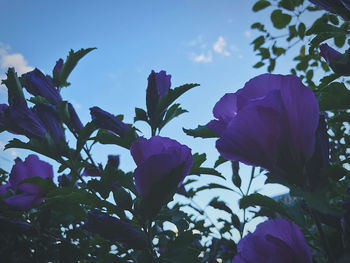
[0,43,33,75]
[213,36,230,56]
[244,30,252,39]
[190,52,213,63]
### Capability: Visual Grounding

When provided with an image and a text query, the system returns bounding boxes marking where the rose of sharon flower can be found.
[84,210,147,249]
[130,136,193,197]
[233,219,312,263]
[207,74,319,184]
[1,155,53,210]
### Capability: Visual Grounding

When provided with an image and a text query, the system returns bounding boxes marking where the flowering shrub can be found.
[0,1,350,262]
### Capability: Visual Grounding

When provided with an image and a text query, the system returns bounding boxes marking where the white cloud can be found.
[188,35,203,47]
[244,30,252,39]
[230,44,239,52]
[190,52,213,63]
[0,43,33,75]
[213,36,230,56]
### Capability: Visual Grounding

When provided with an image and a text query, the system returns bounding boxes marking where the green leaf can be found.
[134,107,148,123]
[252,0,271,12]
[231,161,241,188]
[94,128,137,150]
[209,197,233,214]
[298,22,306,39]
[253,61,265,68]
[76,121,97,153]
[191,153,207,169]
[56,48,96,87]
[239,193,289,218]
[318,82,350,111]
[251,36,265,50]
[3,68,24,105]
[196,183,235,193]
[159,103,188,130]
[270,9,292,29]
[189,167,226,180]
[214,155,228,168]
[157,83,199,114]
[183,125,218,138]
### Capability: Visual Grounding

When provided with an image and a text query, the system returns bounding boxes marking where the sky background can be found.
[0,0,325,239]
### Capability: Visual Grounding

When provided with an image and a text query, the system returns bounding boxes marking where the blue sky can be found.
[0,0,324,238]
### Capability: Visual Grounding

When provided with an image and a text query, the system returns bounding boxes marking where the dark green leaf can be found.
[298,22,306,39]
[157,83,199,114]
[159,103,188,130]
[270,9,292,29]
[93,128,137,150]
[214,155,228,168]
[189,167,226,180]
[76,121,97,153]
[196,183,235,193]
[183,125,218,138]
[253,61,265,68]
[318,82,350,110]
[252,0,271,12]
[134,107,148,123]
[239,193,289,218]
[56,48,96,87]
[209,197,233,214]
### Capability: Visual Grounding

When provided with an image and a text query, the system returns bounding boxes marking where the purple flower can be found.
[309,0,350,19]
[22,68,62,104]
[130,136,193,197]
[67,103,83,133]
[233,219,312,263]
[146,70,171,118]
[1,101,47,139]
[319,44,350,76]
[84,210,147,249]
[90,106,130,137]
[33,103,64,144]
[207,74,319,183]
[2,155,53,210]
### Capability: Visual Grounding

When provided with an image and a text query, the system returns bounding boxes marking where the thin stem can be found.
[246,167,255,196]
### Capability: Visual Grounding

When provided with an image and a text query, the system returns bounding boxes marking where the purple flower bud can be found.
[58,174,72,187]
[67,103,83,133]
[320,44,342,64]
[146,70,171,118]
[22,68,62,104]
[319,44,350,76]
[53,58,64,76]
[2,155,53,210]
[207,74,319,184]
[107,155,120,169]
[84,210,147,249]
[233,219,312,263]
[130,136,193,197]
[33,103,64,144]
[90,106,130,137]
[2,101,47,139]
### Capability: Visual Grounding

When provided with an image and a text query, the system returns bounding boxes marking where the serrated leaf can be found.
[134,107,148,123]
[252,0,271,12]
[183,125,218,138]
[239,193,289,218]
[271,9,292,29]
[93,128,138,150]
[159,103,188,130]
[3,68,25,105]
[191,153,207,168]
[57,48,96,87]
[214,155,228,168]
[189,167,226,180]
[157,83,199,114]
[196,183,235,193]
